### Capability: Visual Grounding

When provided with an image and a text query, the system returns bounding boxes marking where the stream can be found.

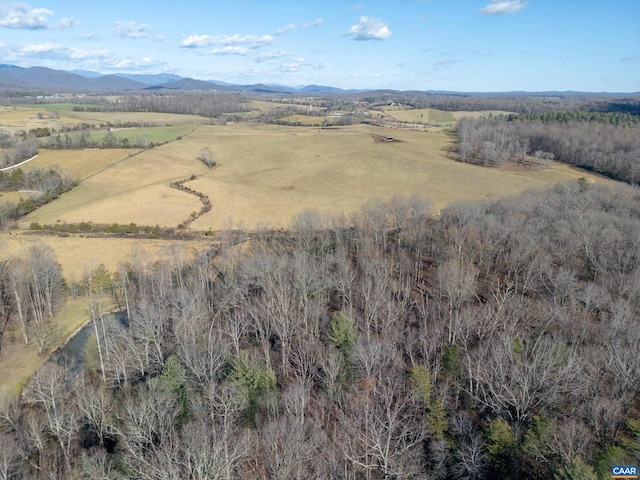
[50,312,126,371]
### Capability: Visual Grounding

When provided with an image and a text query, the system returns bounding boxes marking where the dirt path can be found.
[0,154,39,172]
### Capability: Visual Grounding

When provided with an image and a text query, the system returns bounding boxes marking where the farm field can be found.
[380,107,456,125]
[35,104,211,126]
[0,106,80,133]
[0,232,214,284]
[249,99,303,112]
[19,122,613,232]
[279,114,341,125]
[0,105,211,136]
[19,148,140,180]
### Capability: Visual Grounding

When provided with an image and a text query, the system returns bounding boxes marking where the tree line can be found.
[0,130,39,168]
[0,244,65,357]
[1,180,639,478]
[0,167,77,223]
[456,115,640,183]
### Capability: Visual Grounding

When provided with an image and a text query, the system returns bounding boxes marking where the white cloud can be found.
[181,33,273,49]
[255,50,292,62]
[0,3,53,29]
[20,42,61,53]
[302,18,323,29]
[69,47,109,59]
[105,56,163,70]
[280,58,311,72]
[57,17,78,28]
[209,46,249,56]
[479,0,527,15]
[180,34,211,48]
[275,23,295,35]
[345,16,391,41]
[113,20,151,39]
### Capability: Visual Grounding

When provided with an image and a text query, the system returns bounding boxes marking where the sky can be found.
[0,0,638,92]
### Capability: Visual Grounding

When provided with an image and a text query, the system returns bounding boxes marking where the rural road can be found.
[0,154,39,171]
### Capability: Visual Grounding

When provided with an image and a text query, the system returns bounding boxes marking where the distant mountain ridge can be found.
[0,64,368,94]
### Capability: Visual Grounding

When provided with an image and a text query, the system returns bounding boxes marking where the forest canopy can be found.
[1,180,639,479]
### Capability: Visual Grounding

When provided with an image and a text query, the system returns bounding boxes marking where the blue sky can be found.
[0,0,638,92]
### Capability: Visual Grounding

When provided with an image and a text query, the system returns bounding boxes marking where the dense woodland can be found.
[1,181,639,479]
[0,168,77,223]
[1,131,39,168]
[0,93,250,119]
[456,115,640,184]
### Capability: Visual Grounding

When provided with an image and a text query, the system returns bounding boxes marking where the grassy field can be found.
[381,107,456,125]
[34,104,211,126]
[0,105,210,137]
[180,123,608,230]
[279,114,340,126]
[0,232,215,284]
[0,298,92,399]
[0,191,29,205]
[249,99,301,112]
[0,106,80,133]
[19,148,140,180]
[21,137,208,228]
[13,122,613,232]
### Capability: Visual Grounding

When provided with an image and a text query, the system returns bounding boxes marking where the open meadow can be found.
[380,107,457,125]
[20,147,141,180]
[19,122,612,232]
[0,105,80,133]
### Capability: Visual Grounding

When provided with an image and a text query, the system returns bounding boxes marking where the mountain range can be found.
[0,64,367,95]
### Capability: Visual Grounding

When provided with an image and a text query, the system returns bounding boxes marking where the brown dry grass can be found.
[59,110,209,125]
[279,114,340,125]
[0,231,214,284]
[381,108,456,124]
[249,100,298,112]
[0,191,28,205]
[20,139,209,228]
[0,106,209,135]
[10,122,614,232]
[0,106,79,133]
[0,298,91,399]
[176,123,611,230]
[21,148,141,180]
